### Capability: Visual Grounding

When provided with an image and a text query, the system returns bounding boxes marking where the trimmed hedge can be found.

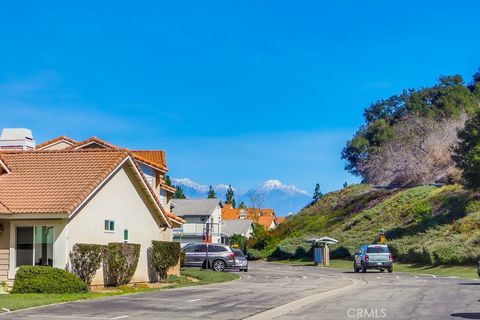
[70,243,105,285]
[151,241,181,281]
[12,266,88,294]
[103,243,140,286]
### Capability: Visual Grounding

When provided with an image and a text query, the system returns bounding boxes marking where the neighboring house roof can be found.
[221,219,253,237]
[131,150,167,170]
[170,199,220,217]
[222,204,241,219]
[0,149,183,227]
[36,135,77,150]
[221,205,277,222]
[277,217,286,224]
[257,216,275,229]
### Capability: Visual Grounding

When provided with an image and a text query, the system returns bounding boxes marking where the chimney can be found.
[0,128,36,150]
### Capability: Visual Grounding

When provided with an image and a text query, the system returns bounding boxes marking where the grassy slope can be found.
[275,259,478,279]
[0,269,239,312]
[267,184,480,266]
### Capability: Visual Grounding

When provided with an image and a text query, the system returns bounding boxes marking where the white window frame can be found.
[104,220,115,233]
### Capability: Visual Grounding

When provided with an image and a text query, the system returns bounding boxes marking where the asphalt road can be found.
[2,262,479,320]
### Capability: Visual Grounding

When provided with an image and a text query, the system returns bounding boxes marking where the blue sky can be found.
[1,1,479,194]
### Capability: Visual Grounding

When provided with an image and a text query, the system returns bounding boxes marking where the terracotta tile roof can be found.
[277,217,286,224]
[0,149,129,215]
[70,136,120,150]
[257,216,275,229]
[222,206,241,220]
[131,150,167,171]
[0,149,182,227]
[36,136,78,150]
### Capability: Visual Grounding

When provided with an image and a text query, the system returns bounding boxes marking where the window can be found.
[123,229,129,242]
[183,244,196,252]
[195,244,207,253]
[367,246,390,253]
[16,226,53,267]
[104,220,115,232]
[210,245,228,252]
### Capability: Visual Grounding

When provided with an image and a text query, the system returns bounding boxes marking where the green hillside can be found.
[257,184,480,265]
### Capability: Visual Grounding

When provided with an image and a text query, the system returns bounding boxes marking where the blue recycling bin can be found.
[314,246,323,265]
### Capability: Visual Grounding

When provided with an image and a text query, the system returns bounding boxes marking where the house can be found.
[221,204,279,230]
[221,219,254,245]
[170,199,222,244]
[35,136,177,214]
[0,149,183,286]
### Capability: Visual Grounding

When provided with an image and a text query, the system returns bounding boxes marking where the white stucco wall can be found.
[67,164,168,285]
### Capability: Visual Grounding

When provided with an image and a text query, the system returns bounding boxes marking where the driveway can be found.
[1,262,479,319]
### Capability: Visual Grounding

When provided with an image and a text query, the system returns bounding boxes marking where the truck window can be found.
[367,246,389,253]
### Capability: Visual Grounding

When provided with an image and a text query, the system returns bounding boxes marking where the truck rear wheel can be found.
[361,262,367,273]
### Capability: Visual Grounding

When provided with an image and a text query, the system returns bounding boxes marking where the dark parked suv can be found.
[182,243,236,272]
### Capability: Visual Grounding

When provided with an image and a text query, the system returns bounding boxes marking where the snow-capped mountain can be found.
[171,178,235,199]
[171,178,311,216]
[239,180,311,216]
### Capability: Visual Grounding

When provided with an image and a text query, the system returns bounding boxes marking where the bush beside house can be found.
[103,243,140,286]
[151,241,181,281]
[12,266,88,294]
[70,243,105,285]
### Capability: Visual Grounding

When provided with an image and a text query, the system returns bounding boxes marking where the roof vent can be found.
[0,128,36,150]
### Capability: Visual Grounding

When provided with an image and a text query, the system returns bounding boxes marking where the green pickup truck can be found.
[354,244,393,273]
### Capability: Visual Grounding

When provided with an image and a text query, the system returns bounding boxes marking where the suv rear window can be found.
[367,246,390,253]
[233,249,244,257]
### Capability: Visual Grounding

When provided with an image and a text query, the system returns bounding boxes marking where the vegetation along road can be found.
[1,261,478,320]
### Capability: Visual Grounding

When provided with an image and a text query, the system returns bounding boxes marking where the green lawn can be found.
[275,259,478,279]
[0,268,239,312]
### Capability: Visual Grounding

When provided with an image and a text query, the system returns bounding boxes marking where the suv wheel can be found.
[387,266,393,273]
[212,259,226,272]
[361,262,367,273]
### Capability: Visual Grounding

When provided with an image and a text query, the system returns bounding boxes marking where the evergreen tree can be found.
[312,183,323,203]
[207,185,217,199]
[343,182,348,188]
[173,186,186,199]
[164,175,173,187]
[238,201,247,209]
[225,185,236,208]
[454,111,480,188]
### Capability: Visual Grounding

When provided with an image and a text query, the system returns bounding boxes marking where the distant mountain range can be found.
[171,178,312,216]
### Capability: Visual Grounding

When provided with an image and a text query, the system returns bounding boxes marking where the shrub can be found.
[466,199,480,214]
[70,243,105,285]
[330,246,351,259]
[246,248,265,260]
[412,202,432,222]
[12,266,88,294]
[103,243,140,286]
[151,241,181,282]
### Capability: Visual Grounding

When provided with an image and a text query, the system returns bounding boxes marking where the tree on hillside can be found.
[207,185,217,199]
[164,175,173,187]
[312,183,323,203]
[225,185,236,208]
[453,111,480,188]
[173,186,186,199]
[343,182,348,188]
[342,72,480,186]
